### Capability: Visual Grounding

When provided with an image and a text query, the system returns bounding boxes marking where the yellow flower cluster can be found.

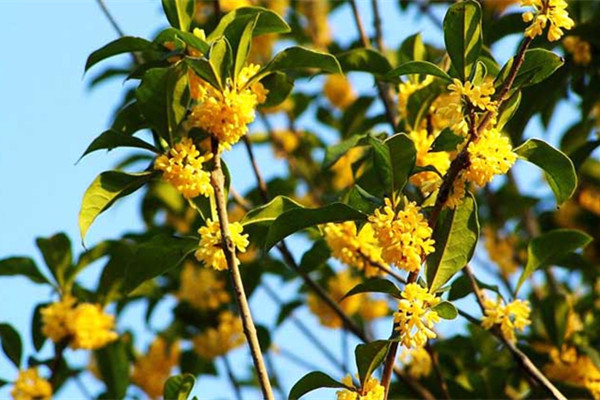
[481,297,531,343]
[448,79,497,114]
[11,368,52,400]
[579,187,600,216]
[131,338,180,399]
[271,130,301,158]
[189,64,268,150]
[483,227,519,276]
[177,262,231,311]
[323,221,386,278]
[394,283,441,348]
[193,311,245,359]
[337,375,385,400]
[195,219,249,271]
[368,199,435,272]
[563,36,592,66]
[307,270,362,329]
[154,138,213,199]
[408,129,451,193]
[331,147,365,190]
[521,0,574,42]
[400,347,432,379]
[41,295,118,350]
[545,346,600,399]
[324,74,356,110]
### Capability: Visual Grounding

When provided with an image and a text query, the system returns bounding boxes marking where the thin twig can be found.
[277,347,324,372]
[210,137,274,400]
[94,0,143,65]
[223,355,243,400]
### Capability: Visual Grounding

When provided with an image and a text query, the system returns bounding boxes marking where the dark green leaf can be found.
[432,301,458,320]
[355,340,390,386]
[497,49,564,91]
[443,0,482,80]
[514,139,577,205]
[136,68,170,140]
[94,338,130,399]
[111,101,147,135]
[368,136,393,194]
[257,46,342,81]
[569,140,600,171]
[259,72,294,108]
[431,128,464,152]
[234,18,258,79]
[323,134,368,169]
[496,90,521,130]
[288,371,347,400]
[31,304,48,352]
[161,0,194,31]
[154,28,210,55]
[85,37,154,72]
[276,300,303,326]
[540,294,569,347]
[0,323,22,368]
[185,57,221,89]
[79,129,158,161]
[164,374,196,400]
[385,133,417,192]
[337,48,392,75]
[242,195,303,226]
[406,79,445,130]
[209,6,290,42]
[448,274,500,301]
[398,33,426,64]
[35,233,72,290]
[386,61,452,82]
[343,278,402,300]
[209,37,233,88]
[0,257,50,285]
[299,240,331,273]
[166,64,190,141]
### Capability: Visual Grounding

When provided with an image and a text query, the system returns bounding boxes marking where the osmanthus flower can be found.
[579,187,600,216]
[193,311,245,359]
[368,198,435,273]
[10,368,52,400]
[400,346,432,379]
[563,36,592,66]
[397,76,434,126]
[393,283,441,348]
[131,337,180,399]
[270,130,301,159]
[188,63,269,150]
[521,0,574,42]
[481,296,531,343]
[177,262,231,311]
[331,147,365,190]
[324,74,356,110]
[154,137,213,200]
[323,221,387,278]
[408,129,451,193]
[307,270,362,329]
[194,219,249,271]
[483,227,519,277]
[336,375,385,400]
[358,297,390,322]
[41,295,118,350]
[544,345,600,399]
[447,79,497,114]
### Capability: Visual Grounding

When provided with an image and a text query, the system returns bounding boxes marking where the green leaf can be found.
[36,233,72,290]
[514,139,577,205]
[256,46,342,82]
[123,235,198,293]
[136,68,171,140]
[185,57,221,89]
[209,6,290,42]
[264,203,367,250]
[241,196,303,226]
[94,338,130,399]
[496,49,564,91]
[385,133,417,192]
[166,64,190,141]
[161,0,194,31]
[427,193,479,293]
[209,37,233,88]
[568,140,600,171]
[276,300,303,326]
[0,257,50,285]
[406,79,446,130]
[540,294,569,347]
[0,323,22,368]
[367,136,393,194]
[259,71,294,108]
[432,301,458,320]
[398,33,426,64]
[343,278,402,300]
[355,340,391,386]
[299,240,331,273]
[288,371,347,400]
[79,129,159,161]
[79,171,155,241]
[345,185,382,215]
[323,134,368,169]
[154,28,210,55]
[337,48,392,75]
[516,229,592,293]
[448,274,500,301]
[443,0,482,80]
[431,128,464,152]
[111,101,147,135]
[386,61,452,82]
[234,18,258,81]
[85,37,154,71]
[31,304,48,352]
[164,374,196,400]
[496,90,521,130]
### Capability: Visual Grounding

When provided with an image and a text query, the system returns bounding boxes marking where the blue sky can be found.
[0,1,577,399]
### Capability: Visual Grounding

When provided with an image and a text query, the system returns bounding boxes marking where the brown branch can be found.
[210,137,274,400]
[242,136,269,204]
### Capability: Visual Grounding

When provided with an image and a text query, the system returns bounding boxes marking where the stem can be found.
[94,0,143,65]
[210,138,274,400]
[223,355,243,400]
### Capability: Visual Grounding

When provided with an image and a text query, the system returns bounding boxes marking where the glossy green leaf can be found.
[85,37,154,72]
[234,18,258,79]
[136,68,170,139]
[31,304,47,352]
[398,33,426,64]
[260,71,294,108]
[256,46,342,82]
[298,240,330,273]
[432,301,458,320]
[342,278,402,300]
[337,48,393,75]
[497,48,564,91]
[514,139,577,205]
[368,136,393,194]
[164,374,196,400]
[406,79,446,130]
[427,194,479,293]
[0,323,22,368]
[111,101,147,135]
[516,229,592,293]
[209,6,290,42]
[431,128,464,152]
[162,0,194,31]
[386,61,452,82]
[79,171,155,241]
[569,140,600,171]
[154,28,210,54]
[264,203,367,250]
[448,274,500,301]
[241,196,303,226]
[209,37,233,88]
[496,90,521,130]
[385,133,417,192]
[540,294,569,347]
[443,0,482,80]
[323,133,368,169]
[0,257,50,285]
[166,64,190,141]
[94,338,130,399]
[79,129,159,161]
[355,340,391,386]
[185,57,221,89]
[288,371,347,400]
[36,233,72,289]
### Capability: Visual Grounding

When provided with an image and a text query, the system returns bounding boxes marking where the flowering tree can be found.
[2,0,600,399]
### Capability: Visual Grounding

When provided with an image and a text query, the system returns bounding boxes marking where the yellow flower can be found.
[271,130,301,158]
[563,36,592,66]
[66,303,119,350]
[481,297,531,343]
[521,0,574,42]
[545,346,600,399]
[337,375,385,400]
[195,219,249,271]
[398,77,434,127]
[177,262,231,311]
[297,1,331,48]
[11,368,52,400]
[131,337,180,399]
[188,64,268,150]
[579,187,600,215]
[41,296,118,350]
[331,147,365,190]
[154,138,213,199]
[323,222,387,278]
[324,74,356,110]
[193,311,245,359]
[408,129,451,193]
[359,298,390,321]
[431,92,464,132]
[368,199,435,272]
[400,347,432,379]
[307,270,362,329]
[220,0,253,12]
[483,227,519,276]
[447,79,497,113]
[393,283,441,348]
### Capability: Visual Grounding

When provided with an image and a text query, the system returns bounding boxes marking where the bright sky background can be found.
[0,1,579,399]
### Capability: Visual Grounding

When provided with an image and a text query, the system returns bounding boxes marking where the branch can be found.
[94,0,143,65]
[210,137,274,400]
